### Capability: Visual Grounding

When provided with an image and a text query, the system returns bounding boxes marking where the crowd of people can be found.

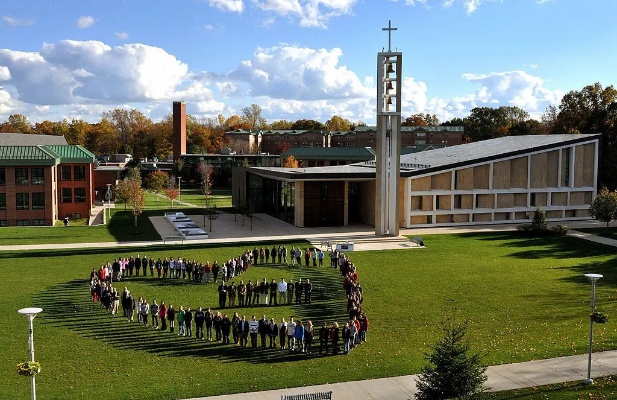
[88,244,369,355]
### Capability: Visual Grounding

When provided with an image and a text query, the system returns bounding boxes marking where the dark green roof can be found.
[354,125,464,133]
[46,145,96,163]
[280,146,376,161]
[0,145,95,166]
[0,146,59,166]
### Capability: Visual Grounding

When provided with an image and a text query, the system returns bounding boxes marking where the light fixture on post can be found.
[583,273,603,385]
[18,307,43,400]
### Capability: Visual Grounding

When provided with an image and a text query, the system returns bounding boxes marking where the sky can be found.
[1,0,616,126]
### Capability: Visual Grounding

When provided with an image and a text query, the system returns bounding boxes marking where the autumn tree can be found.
[291,119,326,130]
[145,170,170,201]
[463,106,530,142]
[589,188,617,228]
[197,162,218,231]
[325,115,352,132]
[284,155,299,168]
[241,104,268,131]
[553,83,617,189]
[164,176,180,208]
[402,113,440,126]
[270,120,294,130]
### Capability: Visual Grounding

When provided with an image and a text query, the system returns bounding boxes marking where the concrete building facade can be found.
[236,134,600,229]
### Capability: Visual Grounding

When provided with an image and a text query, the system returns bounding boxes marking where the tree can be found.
[283,155,299,168]
[197,162,219,231]
[553,83,617,189]
[463,106,530,142]
[291,119,326,130]
[325,115,351,132]
[6,114,32,133]
[531,207,548,232]
[402,113,440,126]
[241,104,268,131]
[144,170,170,201]
[415,317,487,400]
[589,188,617,228]
[270,120,294,130]
[125,178,146,227]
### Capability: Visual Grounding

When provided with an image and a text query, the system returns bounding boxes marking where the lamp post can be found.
[105,184,112,221]
[583,273,603,385]
[18,307,43,400]
[177,177,181,202]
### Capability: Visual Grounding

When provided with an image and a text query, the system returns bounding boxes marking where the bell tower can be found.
[375,20,402,236]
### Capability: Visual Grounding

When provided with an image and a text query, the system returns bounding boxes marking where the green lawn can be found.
[0,187,232,246]
[488,375,617,399]
[1,233,616,399]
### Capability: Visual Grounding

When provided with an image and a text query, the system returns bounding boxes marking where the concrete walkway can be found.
[185,351,617,400]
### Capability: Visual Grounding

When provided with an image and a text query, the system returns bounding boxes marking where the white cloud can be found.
[77,16,95,29]
[464,0,481,14]
[3,15,35,26]
[252,0,357,28]
[209,0,244,13]
[0,66,11,81]
[115,32,129,40]
[228,45,372,101]
[204,24,214,30]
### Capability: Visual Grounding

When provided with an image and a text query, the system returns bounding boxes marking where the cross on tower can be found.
[382,20,397,52]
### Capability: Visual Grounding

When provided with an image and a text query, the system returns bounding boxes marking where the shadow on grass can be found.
[33,268,349,363]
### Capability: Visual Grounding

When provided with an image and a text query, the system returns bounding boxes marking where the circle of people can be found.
[89,244,368,355]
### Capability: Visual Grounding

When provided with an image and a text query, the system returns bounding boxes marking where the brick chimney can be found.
[173,101,186,161]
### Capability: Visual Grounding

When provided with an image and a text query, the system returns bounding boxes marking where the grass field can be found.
[0,188,232,246]
[490,375,617,399]
[1,232,616,399]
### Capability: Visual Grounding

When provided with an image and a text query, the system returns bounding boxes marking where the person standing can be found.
[245,280,253,307]
[304,278,313,304]
[359,312,369,342]
[330,322,340,355]
[127,292,135,322]
[319,322,329,355]
[239,315,249,347]
[295,279,303,304]
[135,254,141,276]
[140,298,150,327]
[205,308,214,341]
[178,306,186,336]
[194,307,205,339]
[287,279,294,304]
[304,248,311,266]
[231,312,241,345]
[228,282,237,307]
[268,318,278,348]
[221,314,231,344]
[295,249,302,266]
[278,278,287,305]
[213,311,223,342]
[150,300,159,329]
[159,301,167,331]
[287,317,296,351]
[167,305,176,333]
[185,307,193,337]
[342,322,351,354]
[260,279,269,306]
[249,315,259,348]
[218,281,227,309]
[305,320,314,353]
[318,249,324,267]
[279,318,287,350]
[269,279,278,306]
[258,314,268,349]
[238,280,246,307]
[294,320,305,352]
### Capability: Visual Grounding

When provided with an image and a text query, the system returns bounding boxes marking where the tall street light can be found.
[177,177,182,202]
[18,307,43,400]
[583,273,603,385]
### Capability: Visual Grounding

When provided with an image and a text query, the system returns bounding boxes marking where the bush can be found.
[549,225,569,236]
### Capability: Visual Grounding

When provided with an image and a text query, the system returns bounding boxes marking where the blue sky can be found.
[0,0,616,125]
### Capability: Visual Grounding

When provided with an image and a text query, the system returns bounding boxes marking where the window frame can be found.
[16,193,29,210]
[60,166,71,181]
[32,192,45,209]
[0,193,5,210]
[74,187,86,203]
[31,168,44,185]
[61,188,72,203]
[15,168,28,185]
[73,165,86,181]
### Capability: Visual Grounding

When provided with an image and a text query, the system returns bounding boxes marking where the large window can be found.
[74,187,86,203]
[0,168,5,185]
[0,193,5,210]
[61,166,71,181]
[74,166,86,181]
[16,193,29,210]
[32,192,45,209]
[16,220,30,226]
[32,219,46,226]
[31,168,44,185]
[61,188,72,203]
[15,168,28,185]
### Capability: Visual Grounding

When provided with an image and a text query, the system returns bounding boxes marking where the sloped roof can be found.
[354,125,464,133]
[0,144,95,166]
[249,134,600,181]
[280,146,376,161]
[0,133,68,146]
[0,146,59,166]
[46,145,96,163]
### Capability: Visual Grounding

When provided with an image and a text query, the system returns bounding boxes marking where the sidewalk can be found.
[185,351,617,400]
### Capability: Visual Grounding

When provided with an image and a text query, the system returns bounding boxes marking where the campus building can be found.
[234,133,600,228]
[0,133,96,226]
[223,125,464,155]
